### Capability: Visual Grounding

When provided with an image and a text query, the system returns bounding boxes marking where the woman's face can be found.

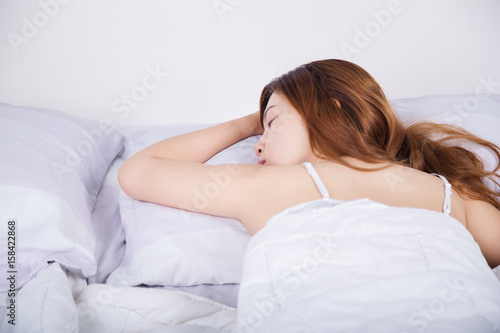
[254,93,317,166]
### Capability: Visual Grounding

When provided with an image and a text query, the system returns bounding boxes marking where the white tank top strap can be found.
[431,173,452,216]
[303,162,330,199]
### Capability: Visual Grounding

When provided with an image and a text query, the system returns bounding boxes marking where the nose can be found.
[254,139,264,156]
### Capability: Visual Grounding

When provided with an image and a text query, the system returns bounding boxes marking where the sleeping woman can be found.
[118,59,500,269]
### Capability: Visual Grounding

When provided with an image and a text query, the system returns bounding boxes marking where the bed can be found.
[1,94,500,332]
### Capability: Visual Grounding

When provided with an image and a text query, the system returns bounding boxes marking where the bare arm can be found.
[117,112,266,229]
[130,112,262,163]
[466,200,500,268]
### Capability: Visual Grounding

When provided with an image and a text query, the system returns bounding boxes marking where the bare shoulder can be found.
[464,199,500,268]
[238,163,329,232]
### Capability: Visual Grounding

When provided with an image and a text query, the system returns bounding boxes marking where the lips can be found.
[258,159,266,165]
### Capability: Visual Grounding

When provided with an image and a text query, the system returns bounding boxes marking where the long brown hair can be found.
[259,59,500,209]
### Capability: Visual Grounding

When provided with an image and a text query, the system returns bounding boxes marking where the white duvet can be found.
[0,263,237,333]
[237,198,500,332]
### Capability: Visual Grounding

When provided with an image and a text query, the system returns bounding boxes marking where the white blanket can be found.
[237,198,500,332]
[0,263,85,333]
[0,263,237,332]
[76,284,237,332]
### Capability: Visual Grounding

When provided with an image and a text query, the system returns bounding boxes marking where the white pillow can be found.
[108,128,257,287]
[0,102,125,291]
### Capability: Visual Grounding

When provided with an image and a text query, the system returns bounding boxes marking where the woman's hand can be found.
[246,110,264,136]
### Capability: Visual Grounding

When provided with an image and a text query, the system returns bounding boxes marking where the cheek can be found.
[268,129,312,165]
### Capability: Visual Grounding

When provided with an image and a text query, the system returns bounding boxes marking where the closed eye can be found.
[268,116,277,127]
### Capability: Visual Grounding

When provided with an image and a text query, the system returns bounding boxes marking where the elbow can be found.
[118,157,139,199]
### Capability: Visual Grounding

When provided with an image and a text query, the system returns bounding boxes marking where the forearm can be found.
[131,112,261,163]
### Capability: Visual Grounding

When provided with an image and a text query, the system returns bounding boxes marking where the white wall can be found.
[1,0,499,126]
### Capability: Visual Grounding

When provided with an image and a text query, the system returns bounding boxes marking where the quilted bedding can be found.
[236,198,500,332]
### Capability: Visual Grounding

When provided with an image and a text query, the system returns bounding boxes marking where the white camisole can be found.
[302,162,452,216]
